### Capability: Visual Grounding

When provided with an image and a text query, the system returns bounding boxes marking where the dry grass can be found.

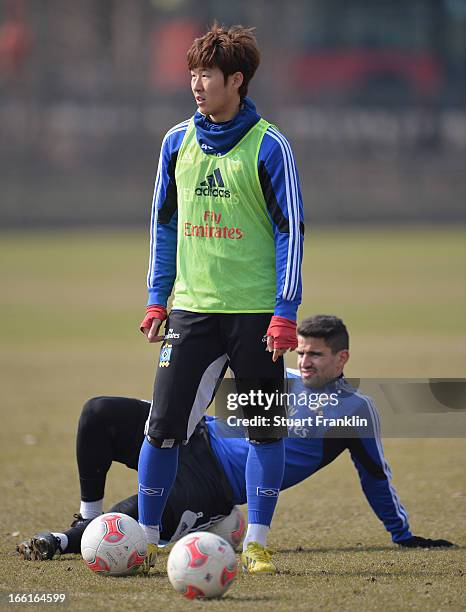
[0,227,465,611]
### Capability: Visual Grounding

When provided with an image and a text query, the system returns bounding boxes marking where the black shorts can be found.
[147,311,287,441]
[104,400,234,542]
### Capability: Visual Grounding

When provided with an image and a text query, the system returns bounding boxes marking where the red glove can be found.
[266,316,298,350]
[139,305,167,333]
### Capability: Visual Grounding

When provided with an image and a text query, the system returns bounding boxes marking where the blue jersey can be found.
[207,369,412,543]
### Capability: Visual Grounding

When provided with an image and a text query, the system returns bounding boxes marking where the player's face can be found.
[296,335,349,388]
[191,66,243,122]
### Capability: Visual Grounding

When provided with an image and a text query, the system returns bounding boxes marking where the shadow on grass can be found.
[278,546,394,553]
[225,594,285,602]
[277,545,463,554]
[278,568,460,578]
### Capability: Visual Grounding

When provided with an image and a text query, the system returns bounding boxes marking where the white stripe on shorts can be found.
[186,354,229,441]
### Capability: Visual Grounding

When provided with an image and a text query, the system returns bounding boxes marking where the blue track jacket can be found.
[208,369,412,543]
[146,97,304,320]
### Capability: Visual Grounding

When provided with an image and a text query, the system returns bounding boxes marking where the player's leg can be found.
[158,421,235,545]
[17,397,149,560]
[223,313,286,573]
[110,420,236,545]
[138,311,227,554]
[21,416,232,559]
[77,396,150,520]
[36,417,236,557]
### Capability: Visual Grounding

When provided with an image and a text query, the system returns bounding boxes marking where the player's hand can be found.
[398,535,456,548]
[140,305,167,343]
[266,316,298,362]
[266,336,288,362]
[144,317,165,343]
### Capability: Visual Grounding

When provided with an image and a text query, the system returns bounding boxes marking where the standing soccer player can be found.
[138,23,304,574]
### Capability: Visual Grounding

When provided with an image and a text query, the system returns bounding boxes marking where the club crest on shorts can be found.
[159,343,173,367]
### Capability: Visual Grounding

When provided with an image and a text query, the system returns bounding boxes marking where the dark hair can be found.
[297,315,349,354]
[187,22,260,98]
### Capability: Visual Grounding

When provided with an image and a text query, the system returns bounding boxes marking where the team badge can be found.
[159,343,173,367]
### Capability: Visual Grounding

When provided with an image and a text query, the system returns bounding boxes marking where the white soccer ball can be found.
[81,513,147,576]
[207,506,246,550]
[167,531,237,599]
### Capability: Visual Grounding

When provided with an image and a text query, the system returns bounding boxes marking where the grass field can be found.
[0,227,465,611]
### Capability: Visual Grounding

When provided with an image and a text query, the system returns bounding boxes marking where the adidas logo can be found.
[195,168,231,198]
[201,168,224,188]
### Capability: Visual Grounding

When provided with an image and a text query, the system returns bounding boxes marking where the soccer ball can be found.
[81,513,147,576]
[207,506,246,550]
[167,532,237,599]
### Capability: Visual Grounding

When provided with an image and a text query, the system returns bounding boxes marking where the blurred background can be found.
[0,6,465,602]
[1,0,466,227]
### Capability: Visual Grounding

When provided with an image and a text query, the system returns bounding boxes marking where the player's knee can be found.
[146,435,180,449]
[80,396,112,427]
